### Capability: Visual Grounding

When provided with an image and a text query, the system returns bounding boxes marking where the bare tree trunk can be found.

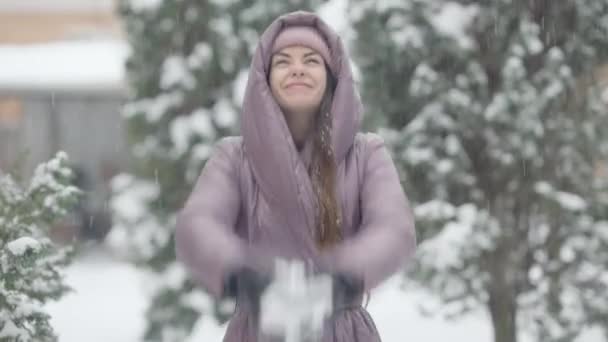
[483,192,524,342]
[487,233,519,342]
[488,283,518,342]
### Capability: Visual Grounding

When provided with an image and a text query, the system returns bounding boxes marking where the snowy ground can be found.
[45,245,148,342]
[44,244,606,342]
[44,244,492,342]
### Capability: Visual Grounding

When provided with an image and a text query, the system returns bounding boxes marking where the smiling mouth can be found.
[286,83,311,89]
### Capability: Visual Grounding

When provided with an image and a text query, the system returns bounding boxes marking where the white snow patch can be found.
[420,221,471,270]
[128,0,162,12]
[45,247,147,342]
[576,327,606,342]
[161,55,196,90]
[534,182,587,211]
[367,276,493,342]
[437,159,454,173]
[122,91,184,122]
[555,191,586,211]
[188,42,213,69]
[109,175,159,223]
[415,200,456,220]
[212,98,237,128]
[170,109,215,155]
[191,143,213,162]
[595,221,608,241]
[411,63,439,97]
[0,319,24,340]
[445,135,461,155]
[317,0,360,80]
[7,237,41,256]
[318,0,349,36]
[429,2,478,49]
[391,25,424,48]
[404,146,435,164]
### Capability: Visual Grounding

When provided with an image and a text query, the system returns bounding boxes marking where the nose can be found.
[290,61,305,77]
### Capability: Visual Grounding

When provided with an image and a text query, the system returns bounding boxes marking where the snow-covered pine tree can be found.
[350,1,608,342]
[111,1,323,340]
[0,152,80,341]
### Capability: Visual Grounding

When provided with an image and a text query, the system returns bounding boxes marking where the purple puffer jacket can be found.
[175,10,416,342]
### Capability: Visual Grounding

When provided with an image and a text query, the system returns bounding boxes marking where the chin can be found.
[287,104,319,115]
[284,98,321,111]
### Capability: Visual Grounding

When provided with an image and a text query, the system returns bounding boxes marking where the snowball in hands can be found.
[259,258,333,342]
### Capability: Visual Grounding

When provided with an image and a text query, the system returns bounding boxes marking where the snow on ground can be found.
[45,244,606,342]
[46,244,494,342]
[367,277,492,341]
[45,244,147,342]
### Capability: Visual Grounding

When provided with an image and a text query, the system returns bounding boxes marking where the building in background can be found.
[0,0,122,43]
[0,0,128,243]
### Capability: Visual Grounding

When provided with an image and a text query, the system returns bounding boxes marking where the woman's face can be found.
[269,45,327,119]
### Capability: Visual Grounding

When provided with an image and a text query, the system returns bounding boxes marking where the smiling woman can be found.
[175,10,417,342]
[269,45,328,149]
[267,25,331,152]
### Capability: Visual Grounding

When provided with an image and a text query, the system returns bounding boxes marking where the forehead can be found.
[273,46,320,58]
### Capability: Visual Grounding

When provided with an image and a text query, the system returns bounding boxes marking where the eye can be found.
[274,59,288,66]
[305,58,320,64]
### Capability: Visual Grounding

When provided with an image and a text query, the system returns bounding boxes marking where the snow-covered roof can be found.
[0,0,116,12]
[0,39,128,93]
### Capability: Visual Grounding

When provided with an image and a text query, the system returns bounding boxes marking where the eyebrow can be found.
[274,52,291,59]
[273,51,321,59]
[303,51,321,58]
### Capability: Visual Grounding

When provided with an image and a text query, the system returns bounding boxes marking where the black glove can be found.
[221,244,277,298]
[213,266,272,324]
[221,265,273,320]
[332,272,364,312]
[222,266,272,299]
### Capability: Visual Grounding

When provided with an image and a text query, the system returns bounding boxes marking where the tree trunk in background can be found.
[488,258,518,342]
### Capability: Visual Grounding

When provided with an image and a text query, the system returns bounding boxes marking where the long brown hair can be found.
[313,65,372,308]
[310,68,341,249]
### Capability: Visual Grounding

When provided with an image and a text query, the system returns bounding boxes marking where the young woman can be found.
[175,10,416,341]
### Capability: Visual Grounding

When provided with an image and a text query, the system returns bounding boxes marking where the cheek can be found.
[269,66,289,91]
[269,71,281,95]
[314,70,327,94]
[315,77,327,101]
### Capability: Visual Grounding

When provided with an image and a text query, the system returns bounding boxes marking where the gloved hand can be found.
[315,254,365,311]
[219,245,276,319]
[214,266,272,324]
[222,266,273,301]
[331,271,364,311]
[333,272,363,297]
[315,250,365,311]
